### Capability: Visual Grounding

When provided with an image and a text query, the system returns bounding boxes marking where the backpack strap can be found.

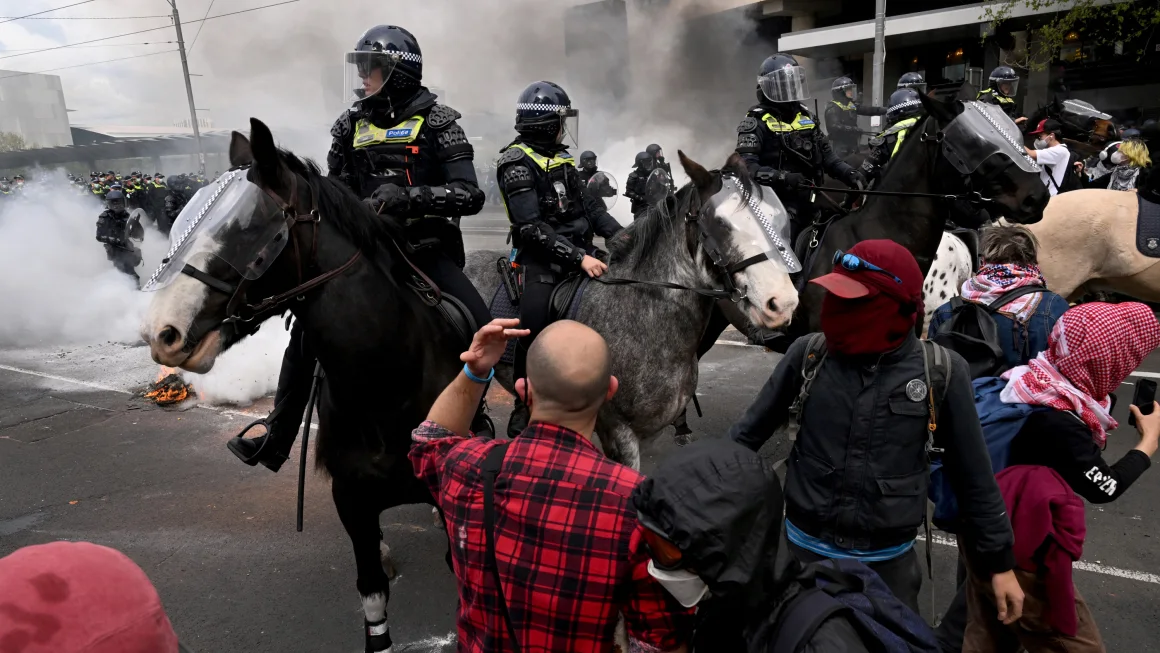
[986,285,1047,313]
[482,442,522,653]
[786,333,828,443]
[918,340,953,624]
[771,587,851,653]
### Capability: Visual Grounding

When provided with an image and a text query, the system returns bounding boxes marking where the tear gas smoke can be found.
[181,317,290,406]
[0,171,165,347]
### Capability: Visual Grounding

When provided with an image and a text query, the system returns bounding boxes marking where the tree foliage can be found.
[984,0,1160,70]
[0,131,27,153]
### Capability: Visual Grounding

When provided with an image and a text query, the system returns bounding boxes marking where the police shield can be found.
[645,168,672,206]
[586,172,618,210]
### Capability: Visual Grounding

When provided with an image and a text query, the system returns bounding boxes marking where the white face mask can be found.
[1033,138,1049,150]
[647,559,710,608]
[1110,151,1126,165]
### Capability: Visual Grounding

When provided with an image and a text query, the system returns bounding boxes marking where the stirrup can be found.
[228,419,273,466]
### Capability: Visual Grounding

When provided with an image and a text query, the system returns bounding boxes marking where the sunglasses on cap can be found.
[833,250,903,285]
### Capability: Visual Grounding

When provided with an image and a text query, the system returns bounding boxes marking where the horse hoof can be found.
[380,541,397,581]
[673,431,693,447]
[432,506,445,531]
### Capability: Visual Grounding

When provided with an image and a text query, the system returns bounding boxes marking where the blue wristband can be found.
[463,363,494,384]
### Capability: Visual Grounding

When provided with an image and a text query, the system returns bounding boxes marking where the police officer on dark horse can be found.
[228,24,493,469]
[495,81,623,437]
[823,75,886,156]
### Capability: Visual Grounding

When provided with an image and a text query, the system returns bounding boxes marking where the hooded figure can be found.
[632,439,871,652]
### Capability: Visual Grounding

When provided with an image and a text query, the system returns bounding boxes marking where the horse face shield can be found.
[143,170,287,292]
[941,102,1039,175]
[706,177,801,275]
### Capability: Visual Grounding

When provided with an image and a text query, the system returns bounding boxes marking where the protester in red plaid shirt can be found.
[410,318,694,653]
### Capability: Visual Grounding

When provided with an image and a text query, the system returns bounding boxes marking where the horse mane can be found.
[607,199,678,265]
[278,150,408,263]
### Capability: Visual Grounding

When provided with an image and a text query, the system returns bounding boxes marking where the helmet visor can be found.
[758,66,808,103]
[899,81,927,94]
[344,51,400,102]
[561,109,580,149]
[992,78,1019,97]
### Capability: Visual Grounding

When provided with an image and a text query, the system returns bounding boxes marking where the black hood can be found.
[632,439,784,599]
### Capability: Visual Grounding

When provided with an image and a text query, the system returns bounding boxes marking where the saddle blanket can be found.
[487,274,590,366]
[1136,195,1160,258]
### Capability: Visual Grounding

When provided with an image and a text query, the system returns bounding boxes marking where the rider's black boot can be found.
[227,347,314,472]
[507,398,530,438]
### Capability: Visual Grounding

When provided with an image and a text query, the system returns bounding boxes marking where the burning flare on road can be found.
[143,366,194,405]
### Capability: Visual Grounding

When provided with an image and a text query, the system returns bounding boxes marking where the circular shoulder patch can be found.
[738,116,759,133]
[869,136,885,147]
[905,378,928,402]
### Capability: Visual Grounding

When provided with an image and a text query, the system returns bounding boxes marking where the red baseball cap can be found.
[810,239,923,302]
[1028,118,1062,136]
[0,541,180,653]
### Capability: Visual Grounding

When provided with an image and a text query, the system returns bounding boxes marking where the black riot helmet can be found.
[645,143,665,163]
[105,189,126,212]
[634,151,656,172]
[989,66,1019,98]
[515,81,578,147]
[579,150,597,171]
[897,72,926,95]
[757,53,808,105]
[831,76,857,102]
[886,88,923,124]
[345,25,422,103]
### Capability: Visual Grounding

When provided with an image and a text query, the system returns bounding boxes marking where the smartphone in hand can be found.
[1129,379,1157,427]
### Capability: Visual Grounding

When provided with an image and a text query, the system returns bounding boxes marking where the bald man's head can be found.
[525,321,613,415]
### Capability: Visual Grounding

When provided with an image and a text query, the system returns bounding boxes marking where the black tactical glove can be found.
[754,168,808,189]
[844,168,866,190]
[369,183,411,216]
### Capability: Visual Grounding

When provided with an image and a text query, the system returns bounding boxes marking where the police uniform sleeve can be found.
[815,124,855,181]
[327,110,358,195]
[404,104,486,218]
[855,103,888,117]
[824,103,859,135]
[735,115,764,174]
[497,154,585,269]
[623,170,642,201]
[976,91,998,106]
[581,186,624,239]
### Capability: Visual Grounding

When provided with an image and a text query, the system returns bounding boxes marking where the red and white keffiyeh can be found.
[960,263,1047,322]
[1001,302,1160,447]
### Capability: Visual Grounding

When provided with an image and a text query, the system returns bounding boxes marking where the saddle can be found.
[548,274,590,323]
[1136,194,1160,258]
[435,292,478,351]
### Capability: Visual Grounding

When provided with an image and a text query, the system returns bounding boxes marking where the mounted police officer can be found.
[897,71,926,94]
[227,24,493,472]
[823,76,886,156]
[624,151,656,219]
[737,54,864,245]
[95,188,144,283]
[978,66,1026,124]
[859,88,925,187]
[495,80,623,436]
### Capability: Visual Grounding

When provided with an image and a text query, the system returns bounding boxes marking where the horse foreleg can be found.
[333,480,394,653]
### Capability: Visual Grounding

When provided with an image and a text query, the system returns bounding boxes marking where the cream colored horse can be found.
[1027,189,1160,301]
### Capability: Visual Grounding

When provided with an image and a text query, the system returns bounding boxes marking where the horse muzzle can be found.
[147,325,223,373]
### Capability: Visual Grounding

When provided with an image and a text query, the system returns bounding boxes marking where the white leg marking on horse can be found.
[380,541,397,580]
[362,592,386,623]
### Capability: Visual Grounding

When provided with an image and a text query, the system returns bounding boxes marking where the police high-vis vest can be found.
[352,116,426,147]
[506,142,575,171]
[830,100,855,112]
[978,89,1015,105]
[884,117,919,158]
[761,112,816,133]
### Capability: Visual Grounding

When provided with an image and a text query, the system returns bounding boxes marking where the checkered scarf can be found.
[959,263,1047,322]
[1001,302,1160,447]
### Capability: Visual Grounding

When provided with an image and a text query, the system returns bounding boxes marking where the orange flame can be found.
[144,368,192,406]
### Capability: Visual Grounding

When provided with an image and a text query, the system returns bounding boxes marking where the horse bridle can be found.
[177,171,362,354]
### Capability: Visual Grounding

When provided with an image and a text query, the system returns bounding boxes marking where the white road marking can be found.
[918,532,1160,584]
[714,339,763,348]
[395,631,456,652]
[0,364,130,394]
[1129,371,1160,379]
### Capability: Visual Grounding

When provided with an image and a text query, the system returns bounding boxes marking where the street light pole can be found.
[872,0,887,109]
[168,0,205,175]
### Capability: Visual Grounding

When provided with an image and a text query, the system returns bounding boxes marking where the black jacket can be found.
[1009,409,1151,504]
[729,334,1015,575]
[736,103,855,214]
[624,167,648,215]
[824,100,885,154]
[496,140,622,270]
[327,88,484,223]
[632,439,872,653]
[976,89,1022,120]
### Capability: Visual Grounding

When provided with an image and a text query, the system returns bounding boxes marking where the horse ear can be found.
[678,150,713,190]
[919,93,961,124]
[248,117,287,192]
[229,132,253,167]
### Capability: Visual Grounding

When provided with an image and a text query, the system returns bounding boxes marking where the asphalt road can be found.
[2,225,1158,652]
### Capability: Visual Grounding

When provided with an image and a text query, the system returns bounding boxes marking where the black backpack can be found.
[1044,148,1085,194]
[930,285,1046,379]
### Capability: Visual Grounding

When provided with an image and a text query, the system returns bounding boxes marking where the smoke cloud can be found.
[181,317,290,406]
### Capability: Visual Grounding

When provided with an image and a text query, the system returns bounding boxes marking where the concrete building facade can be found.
[0,70,73,149]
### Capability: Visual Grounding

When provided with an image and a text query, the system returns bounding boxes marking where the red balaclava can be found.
[812,240,924,356]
